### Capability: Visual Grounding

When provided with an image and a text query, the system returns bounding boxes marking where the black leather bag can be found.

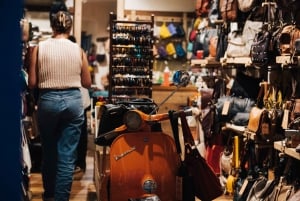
[180,112,223,201]
[250,28,272,67]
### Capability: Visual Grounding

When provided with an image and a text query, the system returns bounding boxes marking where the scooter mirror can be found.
[172,70,190,87]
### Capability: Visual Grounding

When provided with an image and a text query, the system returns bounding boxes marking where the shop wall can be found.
[26,1,116,43]
[124,0,195,12]
[82,1,116,41]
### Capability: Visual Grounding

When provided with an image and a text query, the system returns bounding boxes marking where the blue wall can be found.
[0,1,23,200]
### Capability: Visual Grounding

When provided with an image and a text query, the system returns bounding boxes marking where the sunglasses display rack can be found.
[108,12,154,103]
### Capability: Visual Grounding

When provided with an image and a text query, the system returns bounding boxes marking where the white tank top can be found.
[37,38,82,89]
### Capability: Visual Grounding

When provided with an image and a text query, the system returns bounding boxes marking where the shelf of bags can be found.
[276,56,300,66]
[223,123,246,135]
[190,59,221,68]
[274,141,300,160]
[221,57,252,66]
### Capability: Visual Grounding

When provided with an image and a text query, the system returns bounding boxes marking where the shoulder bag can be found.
[237,0,257,13]
[226,11,263,58]
[219,0,238,22]
[180,111,223,201]
[246,176,276,201]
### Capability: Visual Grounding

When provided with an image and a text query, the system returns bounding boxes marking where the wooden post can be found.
[74,0,82,46]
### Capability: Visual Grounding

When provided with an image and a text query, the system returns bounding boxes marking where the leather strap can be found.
[179,111,195,146]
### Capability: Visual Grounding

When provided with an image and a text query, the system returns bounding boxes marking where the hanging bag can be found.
[160,22,172,39]
[219,0,238,22]
[226,10,263,58]
[250,3,278,67]
[179,111,223,201]
[237,0,257,13]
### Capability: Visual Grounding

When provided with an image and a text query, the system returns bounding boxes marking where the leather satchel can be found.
[266,176,295,201]
[226,30,249,58]
[219,0,238,22]
[226,17,262,58]
[291,99,300,121]
[180,112,223,201]
[250,28,272,67]
[246,176,276,201]
[247,106,265,133]
[276,25,300,56]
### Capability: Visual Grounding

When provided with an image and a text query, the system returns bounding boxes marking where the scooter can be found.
[94,71,198,201]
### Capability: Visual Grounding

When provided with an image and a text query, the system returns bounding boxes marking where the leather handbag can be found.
[193,27,218,58]
[196,0,210,16]
[291,99,300,121]
[237,0,257,12]
[276,25,300,56]
[250,28,273,67]
[226,30,250,58]
[267,176,295,201]
[219,0,238,22]
[209,36,218,57]
[288,189,300,201]
[241,19,263,53]
[180,111,223,201]
[226,15,262,58]
[246,176,276,201]
[247,106,266,133]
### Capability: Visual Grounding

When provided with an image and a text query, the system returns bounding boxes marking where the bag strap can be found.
[169,110,182,155]
[179,111,195,146]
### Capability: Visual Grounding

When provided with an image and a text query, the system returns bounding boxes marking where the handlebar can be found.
[94,107,200,146]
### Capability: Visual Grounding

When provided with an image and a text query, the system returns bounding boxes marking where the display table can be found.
[274,141,300,160]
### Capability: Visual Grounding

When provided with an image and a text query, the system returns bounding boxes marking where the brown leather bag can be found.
[209,36,218,57]
[219,0,238,22]
[196,0,210,16]
[291,99,300,121]
[247,107,265,133]
[277,25,300,56]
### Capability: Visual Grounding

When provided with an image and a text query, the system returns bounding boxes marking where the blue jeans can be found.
[37,89,84,201]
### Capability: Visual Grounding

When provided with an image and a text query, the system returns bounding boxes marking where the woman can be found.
[28,11,91,201]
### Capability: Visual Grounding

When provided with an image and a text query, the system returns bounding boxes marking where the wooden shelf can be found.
[276,56,300,66]
[274,141,300,160]
[221,57,252,66]
[191,59,221,68]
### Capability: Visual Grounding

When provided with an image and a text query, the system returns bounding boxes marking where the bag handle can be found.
[179,111,195,146]
[169,110,182,155]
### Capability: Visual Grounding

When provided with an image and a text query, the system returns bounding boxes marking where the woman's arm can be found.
[28,46,38,89]
[81,50,92,88]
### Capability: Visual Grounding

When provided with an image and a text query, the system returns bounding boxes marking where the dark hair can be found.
[51,11,72,34]
[49,1,68,25]
[68,35,76,43]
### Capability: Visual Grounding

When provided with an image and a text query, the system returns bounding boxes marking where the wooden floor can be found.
[29,149,97,201]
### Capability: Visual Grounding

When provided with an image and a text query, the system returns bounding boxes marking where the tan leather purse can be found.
[291,99,300,121]
[277,25,300,56]
[247,106,265,133]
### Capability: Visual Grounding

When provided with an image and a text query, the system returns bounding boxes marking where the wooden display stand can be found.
[274,141,300,160]
[220,57,252,67]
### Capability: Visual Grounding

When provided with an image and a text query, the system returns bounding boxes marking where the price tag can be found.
[230,22,238,32]
[238,179,249,196]
[222,100,231,115]
[281,109,289,129]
